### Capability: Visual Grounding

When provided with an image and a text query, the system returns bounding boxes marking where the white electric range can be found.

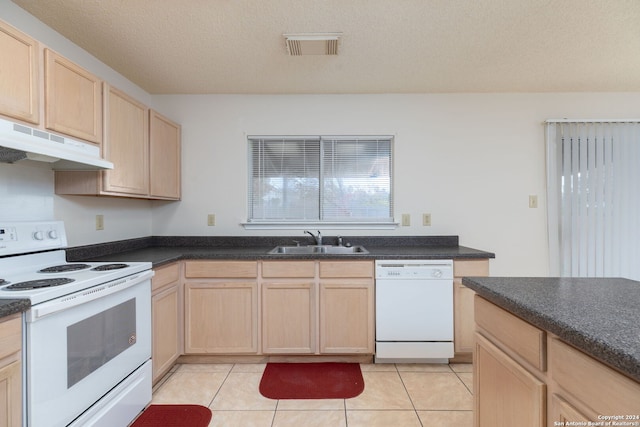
[0,221,153,427]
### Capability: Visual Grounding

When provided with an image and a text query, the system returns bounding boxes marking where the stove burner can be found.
[38,264,91,273]
[91,263,129,271]
[6,278,75,290]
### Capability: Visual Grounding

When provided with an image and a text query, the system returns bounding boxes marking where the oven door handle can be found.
[28,270,154,322]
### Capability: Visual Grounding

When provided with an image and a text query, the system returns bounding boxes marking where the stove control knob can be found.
[48,230,58,239]
[432,269,443,278]
[33,231,45,241]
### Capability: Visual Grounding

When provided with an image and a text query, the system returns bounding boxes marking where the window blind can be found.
[321,137,392,221]
[249,137,320,221]
[248,135,393,224]
[546,121,640,280]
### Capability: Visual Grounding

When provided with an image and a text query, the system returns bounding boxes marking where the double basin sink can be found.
[268,245,369,255]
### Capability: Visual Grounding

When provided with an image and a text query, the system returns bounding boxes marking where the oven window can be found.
[67,299,136,388]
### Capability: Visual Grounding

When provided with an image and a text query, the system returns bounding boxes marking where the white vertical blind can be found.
[546,121,640,280]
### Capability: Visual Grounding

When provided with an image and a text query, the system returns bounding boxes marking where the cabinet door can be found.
[475,333,545,427]
[44,49,102,144]
[103,84,149,195]
[0,360,21,427]
[549,394,592,426]
[319,279,374,354]
[184,281,258,354]
[152,283,180,383]
[262,282,315,354]
[149,110,181,200]
[0,20,39,124]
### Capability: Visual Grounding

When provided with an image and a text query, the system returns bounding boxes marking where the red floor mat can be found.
[259,362,364,399]
[130,404,212,427]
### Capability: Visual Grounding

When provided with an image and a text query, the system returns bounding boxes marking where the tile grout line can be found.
[205,363,234,409]
[393,363,425,427]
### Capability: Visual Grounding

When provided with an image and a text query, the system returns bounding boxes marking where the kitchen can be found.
[1,1,639,426]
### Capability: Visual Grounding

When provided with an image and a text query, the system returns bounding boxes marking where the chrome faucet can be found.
[304,230,322,245]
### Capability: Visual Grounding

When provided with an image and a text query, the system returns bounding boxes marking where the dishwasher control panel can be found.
[375,260,453,279]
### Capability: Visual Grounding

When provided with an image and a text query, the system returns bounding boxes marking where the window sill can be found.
[242,221,399,230]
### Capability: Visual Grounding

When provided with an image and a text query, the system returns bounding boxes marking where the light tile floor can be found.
[152,362,474,427]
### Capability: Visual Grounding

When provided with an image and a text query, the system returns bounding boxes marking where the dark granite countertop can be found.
[462,277,640,383]
[0,298,30,318]
[67,235,495,267]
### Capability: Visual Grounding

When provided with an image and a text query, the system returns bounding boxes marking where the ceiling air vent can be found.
[284,33,342,56]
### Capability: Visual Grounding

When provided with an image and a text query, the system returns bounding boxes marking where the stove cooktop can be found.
[0,251,151,304]
[0,221,152,305]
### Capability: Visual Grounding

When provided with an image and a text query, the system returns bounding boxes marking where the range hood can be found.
[0,118,113,170]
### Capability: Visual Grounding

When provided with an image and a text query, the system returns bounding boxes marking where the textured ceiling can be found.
[11,0,640,94]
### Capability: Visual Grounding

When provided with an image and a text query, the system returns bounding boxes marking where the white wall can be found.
[152,92,640,276]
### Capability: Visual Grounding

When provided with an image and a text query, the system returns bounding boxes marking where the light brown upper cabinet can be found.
[102,84,149,195]
[55,87,181,200]
[44,49,102,145]
[150,110,181,199]
[0,20,39,125]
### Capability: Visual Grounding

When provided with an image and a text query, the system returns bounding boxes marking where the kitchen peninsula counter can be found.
[462,276,640,383]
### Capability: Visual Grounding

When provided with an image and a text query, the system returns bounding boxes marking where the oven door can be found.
[25,271,152,427]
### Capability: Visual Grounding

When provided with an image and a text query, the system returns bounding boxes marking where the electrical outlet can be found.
[207,214,216,226]
[401,213,411,226]
[423,213,432,226]
[95,214,104,230]
[529,195,538,208]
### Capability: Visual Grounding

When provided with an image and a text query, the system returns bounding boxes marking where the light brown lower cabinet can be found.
[453,259,489,360]
[548,336,640,421]
[318,261,374,354]
[261,259,316,354]
[185,281,259,354]
[319,279,374,354]
[151,263,182,383]
[262,281,315,354]
[475,295,640,426]
[0,314,22,427]
[261,260,374,355]
[183,261,259,354]
[174,260,373,359]
[475,333,546,427]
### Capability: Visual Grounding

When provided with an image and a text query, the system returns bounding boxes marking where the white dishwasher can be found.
[375,259,454,363]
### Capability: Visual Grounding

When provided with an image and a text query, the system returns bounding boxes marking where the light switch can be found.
[401,214,411,226]
[423,213,432,226]
[529,195,538,208]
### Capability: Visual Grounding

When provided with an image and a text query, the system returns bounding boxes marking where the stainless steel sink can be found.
[268,245,368,255]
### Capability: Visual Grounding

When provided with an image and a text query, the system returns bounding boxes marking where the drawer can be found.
[262,261,315,278]
[475,296,546,371]
[185,261,258,278]
[0,314,21,360]
[453,259,489,277]
[152,262,180,292]
[319,261,374,278]
[549,337,640,414]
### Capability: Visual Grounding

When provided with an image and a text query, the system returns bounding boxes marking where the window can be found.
[546,120,640,280]
[248,135,393,226]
